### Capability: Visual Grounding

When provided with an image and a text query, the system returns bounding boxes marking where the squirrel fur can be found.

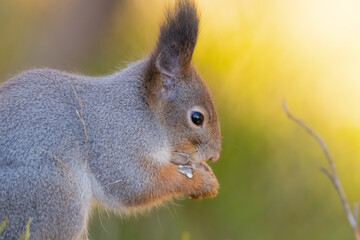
[0,0,222,239]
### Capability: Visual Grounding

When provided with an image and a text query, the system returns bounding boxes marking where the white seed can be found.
[177,165,193,179]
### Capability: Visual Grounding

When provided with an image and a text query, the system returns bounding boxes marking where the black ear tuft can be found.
[153,0,199,77]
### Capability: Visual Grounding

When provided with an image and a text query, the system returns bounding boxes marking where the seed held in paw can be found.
[177,165,193,179]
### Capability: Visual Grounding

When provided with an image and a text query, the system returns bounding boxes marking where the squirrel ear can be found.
[152,0,199,78]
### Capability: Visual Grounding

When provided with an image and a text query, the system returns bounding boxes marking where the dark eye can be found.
[190,111,204,126]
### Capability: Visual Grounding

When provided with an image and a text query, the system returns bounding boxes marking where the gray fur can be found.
[0,1,221,239]
[0,61,167,239]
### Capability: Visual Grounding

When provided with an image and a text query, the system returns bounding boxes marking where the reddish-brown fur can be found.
[123,162,219,208]
[156,163,219,199]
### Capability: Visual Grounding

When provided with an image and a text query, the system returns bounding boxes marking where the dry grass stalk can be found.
[283,100,360,240]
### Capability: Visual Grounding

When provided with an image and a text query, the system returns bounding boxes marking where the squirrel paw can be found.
[170,151,191,165]
[188,162,219,199]
[157,161,219,200]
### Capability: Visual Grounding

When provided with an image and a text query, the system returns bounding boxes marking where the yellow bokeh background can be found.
[1,0,360,239]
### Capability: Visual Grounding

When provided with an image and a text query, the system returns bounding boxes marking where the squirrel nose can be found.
[209,151,220,162]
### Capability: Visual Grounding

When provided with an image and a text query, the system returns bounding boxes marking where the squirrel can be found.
[0,0,222,239]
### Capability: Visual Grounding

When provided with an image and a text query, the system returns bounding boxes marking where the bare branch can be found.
[354,203,359,224]
[283,100,360,240]
[320,166,334,180]
[282,101,336,172]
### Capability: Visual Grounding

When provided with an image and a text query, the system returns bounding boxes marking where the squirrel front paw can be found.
[155,161,219,201]
[170,151,191,165]
[187,162,219,199]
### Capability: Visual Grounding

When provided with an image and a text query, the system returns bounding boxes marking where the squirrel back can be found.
[0,1,222,239]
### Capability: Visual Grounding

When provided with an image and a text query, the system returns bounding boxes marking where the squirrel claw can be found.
[170,151,190,165]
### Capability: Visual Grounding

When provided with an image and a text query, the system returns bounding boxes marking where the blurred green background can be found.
[1,0,360,239]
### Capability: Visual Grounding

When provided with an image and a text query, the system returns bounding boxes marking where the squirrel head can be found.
[145,0,221,164]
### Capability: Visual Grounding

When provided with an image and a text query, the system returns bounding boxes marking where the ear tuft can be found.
[153,0,199,77]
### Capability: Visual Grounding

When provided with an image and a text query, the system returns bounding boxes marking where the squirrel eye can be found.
[190,111,204,126]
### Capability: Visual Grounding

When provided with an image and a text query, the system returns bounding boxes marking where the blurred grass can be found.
[0,217,32,240]
[1,0,360,239]
[0,218,7,235]
[181,232,190,240]
[18,218,32,240]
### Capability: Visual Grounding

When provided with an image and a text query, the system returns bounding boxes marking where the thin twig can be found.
[38,148,82,192]
[69,80,89,200]
[39,148,69,171]
[283,100,360,240]
[354,203,359,225]
[282,101,335,172]
[104,179,124,187]
[69,81,89,169]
